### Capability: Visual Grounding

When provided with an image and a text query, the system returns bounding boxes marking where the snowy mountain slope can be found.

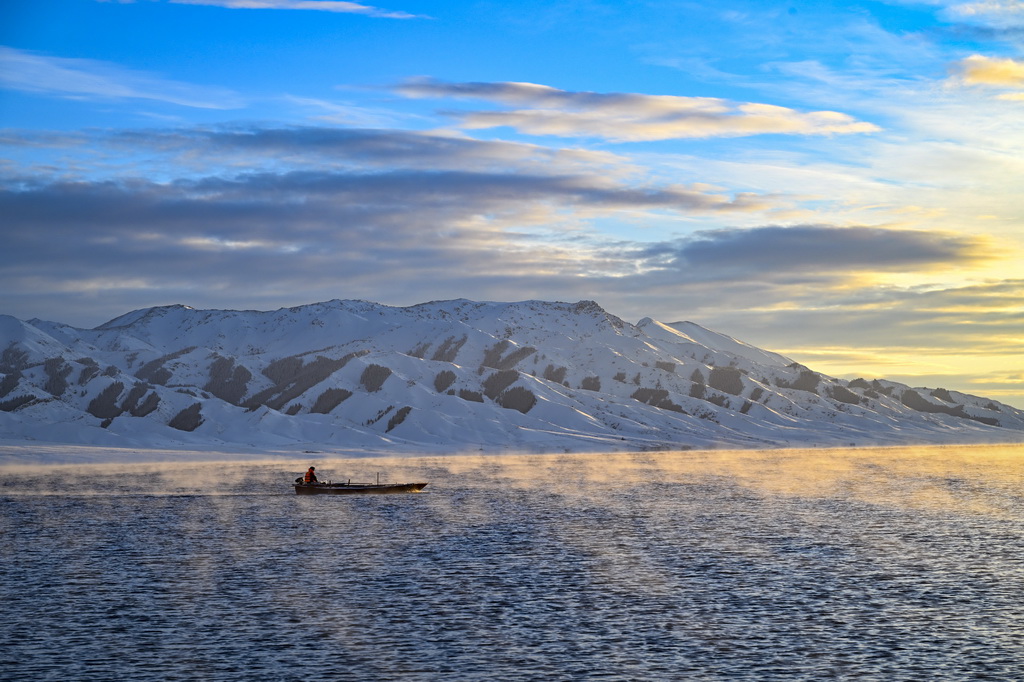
[2,299,1022,454]
[642,318,794,369]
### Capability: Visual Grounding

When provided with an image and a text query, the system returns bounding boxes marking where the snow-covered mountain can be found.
[2,298,1022,454]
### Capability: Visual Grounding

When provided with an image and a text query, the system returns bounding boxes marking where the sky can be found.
[1,0,1022,409]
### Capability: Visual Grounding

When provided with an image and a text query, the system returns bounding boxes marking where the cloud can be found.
[678,278,1024,402]
[640,224,991,275]
[0,167,768,254]
[940,1,1024,30]
[108,125,627,174]
[0,120,991,305]
[953,54,1024,85]
[394,78,881,141]
[0,125,637,183]
[933,1,1024,42]
[0,169,610,324]
[0,169,991,324]
[948,54,1024,100]
[168,0,421,19]
[280,95,412,126]
[0,46,244,109]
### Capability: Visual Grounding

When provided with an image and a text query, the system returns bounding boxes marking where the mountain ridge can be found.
[2,298,1022,457]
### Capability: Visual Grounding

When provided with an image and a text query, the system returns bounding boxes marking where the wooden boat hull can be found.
[294,482,427,495]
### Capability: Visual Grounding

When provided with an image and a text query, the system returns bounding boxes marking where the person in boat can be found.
[303,466,319,484]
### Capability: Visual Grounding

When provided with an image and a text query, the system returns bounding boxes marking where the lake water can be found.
[2,445,1023,681]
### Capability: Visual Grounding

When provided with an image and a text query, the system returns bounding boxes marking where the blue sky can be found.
[1,0,1023,408]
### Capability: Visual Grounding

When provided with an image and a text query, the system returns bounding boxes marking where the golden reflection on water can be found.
[3,443,1021,519]
[359,443,1024,519]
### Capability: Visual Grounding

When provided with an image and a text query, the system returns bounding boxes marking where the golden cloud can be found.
[954,55,1024,86]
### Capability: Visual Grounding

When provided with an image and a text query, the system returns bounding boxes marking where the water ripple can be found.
[2,448,1023,680]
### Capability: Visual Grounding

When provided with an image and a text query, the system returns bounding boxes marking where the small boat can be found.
[293,476,427,495]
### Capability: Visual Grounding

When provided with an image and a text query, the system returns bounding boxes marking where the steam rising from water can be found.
[3,444,1021,515]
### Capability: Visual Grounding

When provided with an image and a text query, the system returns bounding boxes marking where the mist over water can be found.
[2,445,1023,680]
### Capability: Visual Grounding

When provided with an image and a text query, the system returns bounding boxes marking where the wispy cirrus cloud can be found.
[395,78,881,141]
[939,1,1024,31]
[167,0,422,19]
[0,46,244,109]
